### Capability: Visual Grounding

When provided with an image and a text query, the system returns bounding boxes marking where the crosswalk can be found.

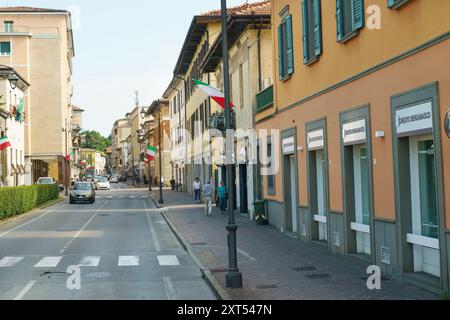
[95,195,150,199]
[0,254,181,269]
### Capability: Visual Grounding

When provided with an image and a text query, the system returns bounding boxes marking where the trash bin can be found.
[253,200,268,225]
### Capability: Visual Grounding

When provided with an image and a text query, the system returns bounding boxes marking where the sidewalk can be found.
[153,190,439,300]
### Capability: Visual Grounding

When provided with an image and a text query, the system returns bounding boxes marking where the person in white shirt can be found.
[193,177,202,203]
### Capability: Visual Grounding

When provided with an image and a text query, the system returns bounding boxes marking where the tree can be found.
[81,131,111,152]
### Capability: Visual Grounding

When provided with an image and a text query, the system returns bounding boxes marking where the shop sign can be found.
[396,102,433,137]
[307,129,324,150]
[343,119,366,145]
[282,136,295,155]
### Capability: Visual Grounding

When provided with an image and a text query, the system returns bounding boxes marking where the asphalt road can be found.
[0,183,216,300]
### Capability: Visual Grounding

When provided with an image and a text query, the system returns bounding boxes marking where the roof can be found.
[0,6,68,13]
[200,1,271,16]
[0,64,30,87]
[71,105,85,112]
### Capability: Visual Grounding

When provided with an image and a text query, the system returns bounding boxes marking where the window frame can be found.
[302,0,323,65]
[0,41,11,56]
[336,0,365,44]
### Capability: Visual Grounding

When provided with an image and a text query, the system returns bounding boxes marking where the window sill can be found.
[279,73,292,82]
[304,55,320,66]
[338,29,360,44]
[388,0,410,10]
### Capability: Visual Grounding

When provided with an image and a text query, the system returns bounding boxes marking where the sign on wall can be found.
[282,136,295,155]
[343,119,367,146]
[395,102,433,137]
[445,110,450,139]
[307,129,324,150]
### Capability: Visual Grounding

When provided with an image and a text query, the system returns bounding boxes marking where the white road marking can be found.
[78,256,101,267]
[0,206,63,238]
[0,257,24,268]
[13,281,37,300]
[59,200,109,254]
[157,255,180,266]
[34,256,62,268]
[143,200,161,252]
[163,276,177,300]
[118,256,139,267]
[129,196,135,199]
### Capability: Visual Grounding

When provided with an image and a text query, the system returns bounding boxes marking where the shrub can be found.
[0,185,59,220]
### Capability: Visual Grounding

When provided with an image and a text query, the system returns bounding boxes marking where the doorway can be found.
[310,149,327,242]
[283,154,298,234]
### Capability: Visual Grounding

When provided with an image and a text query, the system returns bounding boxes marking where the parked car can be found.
[36,177,55,185]
[110,175,119,184]
[70,182,96,204]
[95,177,111,190]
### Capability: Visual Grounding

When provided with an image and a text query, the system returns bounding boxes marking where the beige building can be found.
[127,105,151,180]
[0,7,75,185]
[111,117,131,176]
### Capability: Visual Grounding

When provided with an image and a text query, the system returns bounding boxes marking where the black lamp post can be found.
[221,0,242,288]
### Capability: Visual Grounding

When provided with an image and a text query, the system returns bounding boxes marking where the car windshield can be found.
[74,183,92,191]
[98,177,108,182]
[38,178,53,184]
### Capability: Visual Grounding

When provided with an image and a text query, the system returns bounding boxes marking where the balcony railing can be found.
[256,85,273,112]
[0,25,31,34]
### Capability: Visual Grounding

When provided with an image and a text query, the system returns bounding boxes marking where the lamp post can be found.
[221,0,242,288]
[157,100,164,205]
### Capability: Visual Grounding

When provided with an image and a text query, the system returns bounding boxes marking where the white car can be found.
[95,177,111,190]
[110,175,119,183]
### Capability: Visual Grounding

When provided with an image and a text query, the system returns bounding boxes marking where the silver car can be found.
[70,182,96,204]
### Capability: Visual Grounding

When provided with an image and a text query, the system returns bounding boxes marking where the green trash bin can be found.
[253,200,268,225]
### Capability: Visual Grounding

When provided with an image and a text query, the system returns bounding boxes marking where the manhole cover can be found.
[306,273,331,279]
[257,285,277,290]
[293,267,317,272]
[191,242,207,246]
[126,214,137,216]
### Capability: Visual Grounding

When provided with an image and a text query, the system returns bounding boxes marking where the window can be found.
[302,0,322,64]
[0,42,11,56]
[278,8,294,80]
[267,137,275,194]
[4,21,13,33]
[388,0,409,9]
[336,0,364,42]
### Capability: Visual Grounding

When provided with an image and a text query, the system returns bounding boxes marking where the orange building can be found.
[256,0,450,293]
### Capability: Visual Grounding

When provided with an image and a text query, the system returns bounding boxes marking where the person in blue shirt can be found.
[217,181,227,214]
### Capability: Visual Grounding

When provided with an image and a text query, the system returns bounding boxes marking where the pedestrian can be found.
[193,177,202,203]
[203,181,214,216]
[217,181,227,214]
[170,178,176,191]
[154,176,158,187]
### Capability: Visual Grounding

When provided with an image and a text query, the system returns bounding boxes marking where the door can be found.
[316,150,327,241]
[409,135,440,277]
[290,156,298,233]
[352,144,371,255]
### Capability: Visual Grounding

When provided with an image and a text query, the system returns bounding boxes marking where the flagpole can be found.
[221,0,242,289]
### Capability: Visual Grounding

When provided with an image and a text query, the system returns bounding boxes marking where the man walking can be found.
[193,177,202,203]
[217,181,227,215]
[203,181,214,216]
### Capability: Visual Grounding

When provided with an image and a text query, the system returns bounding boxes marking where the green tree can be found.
[81,131,111,152]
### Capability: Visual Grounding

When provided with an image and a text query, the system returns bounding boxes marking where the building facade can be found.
[256,0,450,293]
[0,7,75,186]
[111,117,131,176]
[0,65,29,186]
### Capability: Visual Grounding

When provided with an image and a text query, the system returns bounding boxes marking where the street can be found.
[0,183,216,300]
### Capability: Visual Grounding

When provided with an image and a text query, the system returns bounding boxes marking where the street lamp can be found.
[221,0,243,289]
[8,73,19,89]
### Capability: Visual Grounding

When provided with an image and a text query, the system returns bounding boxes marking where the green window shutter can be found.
[336,0,343,41]
[285,15,294,75]
[278,24,284,79]
[387,0,396,7]
[388,0,408,9]
[312,0,322,57]
[301,1,309,63]
[352,0,364,30]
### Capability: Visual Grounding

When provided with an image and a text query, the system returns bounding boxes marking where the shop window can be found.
[336,0,364,42]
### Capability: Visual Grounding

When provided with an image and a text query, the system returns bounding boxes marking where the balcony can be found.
[256,85,273,112]
[0,25,31,36]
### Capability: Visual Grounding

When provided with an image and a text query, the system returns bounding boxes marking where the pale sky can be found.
[2,0,249,136]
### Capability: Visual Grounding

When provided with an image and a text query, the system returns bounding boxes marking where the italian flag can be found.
[80,160,87,166]
[0,136,11,151]
[146,146,157,161]
[194,79,234,109]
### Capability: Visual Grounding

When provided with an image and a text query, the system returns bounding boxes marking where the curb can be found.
[151,196,231,301]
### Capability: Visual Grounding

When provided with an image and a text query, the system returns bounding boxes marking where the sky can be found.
[2,0,249,136]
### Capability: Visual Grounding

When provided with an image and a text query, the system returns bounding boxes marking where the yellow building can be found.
[0,7,75,185]
[256,0,450,293]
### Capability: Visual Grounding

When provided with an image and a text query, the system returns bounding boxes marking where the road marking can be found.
[118,256,139,266]
[143,200,161,252]
[237,248,257,262]
[0,206,62,238]
[78,256,101,267]
[163,276,177,300]
[129,196,135,199]
[59,200,109,254]
[157,255,180,266]
[13,281,37,300]
[0,257,24,268]
[34,257,62,268]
